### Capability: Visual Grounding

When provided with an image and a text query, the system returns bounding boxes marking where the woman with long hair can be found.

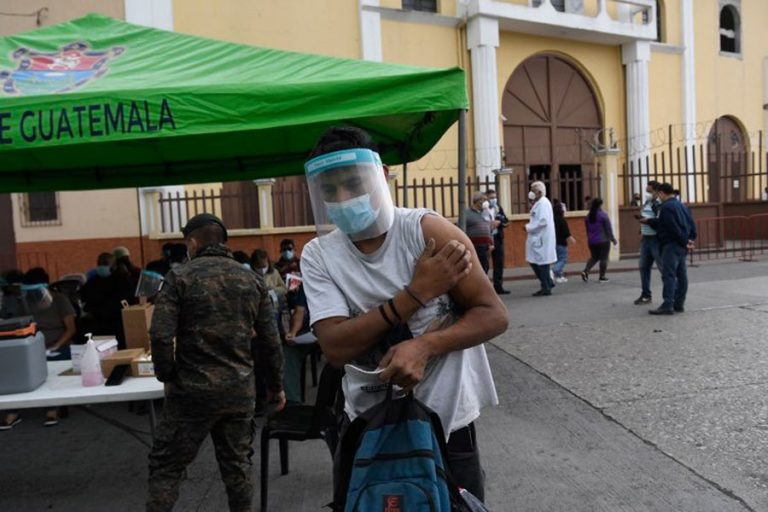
[581,198,617,282]
[552,199,575,283]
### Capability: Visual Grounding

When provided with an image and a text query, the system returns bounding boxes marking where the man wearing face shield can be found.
[525,181,557,296]
[301,127,509,502]
[4,267,77,428]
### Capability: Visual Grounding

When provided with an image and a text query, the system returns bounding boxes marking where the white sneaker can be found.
[555,277,568,284]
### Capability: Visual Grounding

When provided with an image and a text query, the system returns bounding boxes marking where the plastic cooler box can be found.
[0,316,48,395]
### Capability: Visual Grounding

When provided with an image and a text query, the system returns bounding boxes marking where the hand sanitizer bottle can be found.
[80,333,104,387]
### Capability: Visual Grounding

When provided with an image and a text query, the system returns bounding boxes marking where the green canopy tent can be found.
[0,14,468,206]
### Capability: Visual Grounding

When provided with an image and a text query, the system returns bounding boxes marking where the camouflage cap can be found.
[182,213,228,242]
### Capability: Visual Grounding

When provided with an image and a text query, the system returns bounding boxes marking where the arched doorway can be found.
[707,116,746,203]
[502,54,603,211]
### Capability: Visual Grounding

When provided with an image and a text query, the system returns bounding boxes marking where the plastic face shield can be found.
[20,283,52,309]
[304,148,395,241]
[135,270,164,298]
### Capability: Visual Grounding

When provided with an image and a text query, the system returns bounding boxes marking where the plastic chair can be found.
[260,363,342,512]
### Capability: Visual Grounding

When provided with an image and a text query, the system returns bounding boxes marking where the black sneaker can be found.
[495,288,511,295]
[598,277,610,283]
[649,308,674,315]
[634,296,652,305]
[674,306,685,313]
[581,271,588,282]
[532,290,552,297]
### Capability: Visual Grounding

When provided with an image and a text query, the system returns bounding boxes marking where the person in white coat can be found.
[525,181,557,296]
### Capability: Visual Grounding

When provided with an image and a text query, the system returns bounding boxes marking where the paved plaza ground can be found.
[1,257,767,511]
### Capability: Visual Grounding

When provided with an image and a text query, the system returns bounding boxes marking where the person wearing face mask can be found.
[232,250,252,270]
[465,191,494,275]
[485,189,510,294]
[274,239,301,280]
[250,248,290,416]
[81,252,127,343]
[635,181,662,305]
[146,243,176,277]
[1,267,76,429]
[250,249,288,298]
[301,126,508,504]
[640,183,697,315]
[525,181,557,296]
[147,213,284,512]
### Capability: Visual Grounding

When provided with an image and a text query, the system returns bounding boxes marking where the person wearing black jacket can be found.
[641,183,697,315]
[552,199,575,282]
[486,189,510,294]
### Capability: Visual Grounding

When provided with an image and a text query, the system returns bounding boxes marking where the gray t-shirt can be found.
[29,291,75,348]
[302,207,498,434]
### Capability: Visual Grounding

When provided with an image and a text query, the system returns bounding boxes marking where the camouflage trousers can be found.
[147,399,255,512]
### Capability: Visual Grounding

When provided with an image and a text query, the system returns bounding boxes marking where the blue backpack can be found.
[334,387,474,512]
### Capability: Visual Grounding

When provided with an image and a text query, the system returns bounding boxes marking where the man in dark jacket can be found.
[641,183,697,315]
[147,213,284,512]
[81,252,125,342]
[486,189,510,294]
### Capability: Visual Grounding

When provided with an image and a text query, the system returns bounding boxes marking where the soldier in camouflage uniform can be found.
[146,213,285,512]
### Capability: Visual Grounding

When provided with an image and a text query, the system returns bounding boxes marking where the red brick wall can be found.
[15,237,146,281]
[14,233,319,281]
[13,217,592,281]
[499,215,590,268]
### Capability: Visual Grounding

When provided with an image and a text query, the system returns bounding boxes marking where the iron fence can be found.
[620,132,768,206]
[393,171,602,216]
[690,214,768,262]
[156,169,605,233]
[158,188,228,233]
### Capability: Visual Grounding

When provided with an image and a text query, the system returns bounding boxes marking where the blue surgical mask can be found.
[489,198,498,208]
[242,263,252,270]
[281,250,294,261]
[325,194,378,235]
[96,265,112,278]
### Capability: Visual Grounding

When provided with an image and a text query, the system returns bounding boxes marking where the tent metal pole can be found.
[135,188,145,267]
[402,161,408,207]
[401,142,409,208]
[458,110,467,231]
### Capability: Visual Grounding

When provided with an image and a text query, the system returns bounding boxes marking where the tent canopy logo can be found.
[0,42,124,96]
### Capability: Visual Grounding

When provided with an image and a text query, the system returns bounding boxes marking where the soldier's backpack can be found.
[333,386,485,512]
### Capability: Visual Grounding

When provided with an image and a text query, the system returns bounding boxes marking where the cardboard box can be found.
[131,352,155,377]
[100,348,145,378]
[121,302,154,351]
[70,337,119,374]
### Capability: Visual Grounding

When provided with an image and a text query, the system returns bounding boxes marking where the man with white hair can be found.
[465,191,494,275]
[525,181,557,296]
